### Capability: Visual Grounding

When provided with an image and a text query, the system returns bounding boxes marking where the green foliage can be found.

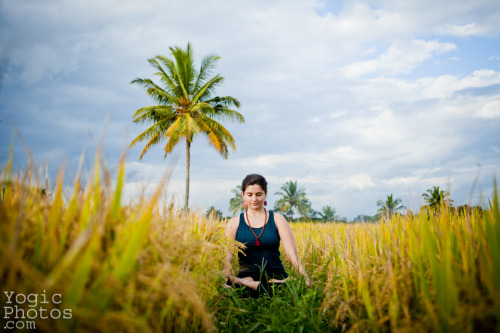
[352,214,379,223]
[206,206,223,220]
[273,180,310,221]
[376,193,405,217]
[228,185,244,217]
[294,189,500,332]
[455,204,484,216]
[212,278,333,332]
[308,208,321,221]
[130,43,244,210]
[320,205,339,222]
[422,186,452,212]
[0,149,229,332]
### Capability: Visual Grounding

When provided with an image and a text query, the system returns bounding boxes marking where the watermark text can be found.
[2,290,72,330]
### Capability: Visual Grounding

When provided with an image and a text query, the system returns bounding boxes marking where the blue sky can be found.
[1,0,499,219]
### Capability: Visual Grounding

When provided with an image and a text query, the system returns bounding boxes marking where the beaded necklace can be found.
[245,208,267,246]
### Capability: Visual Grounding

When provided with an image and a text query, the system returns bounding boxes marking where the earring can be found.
[264,201,267,206]
[242,202,246,207]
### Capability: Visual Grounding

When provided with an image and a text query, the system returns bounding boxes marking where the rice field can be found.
[1,151,499,332]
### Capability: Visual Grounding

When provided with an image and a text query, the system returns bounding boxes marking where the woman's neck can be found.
[246,207,266,216]
[245,208,268,227]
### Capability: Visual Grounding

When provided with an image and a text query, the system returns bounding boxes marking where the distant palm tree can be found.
[309,208,321,220]
[422,186,451,211]
[274,181,310,221]
[321,205,339,222]
[129,43,244,210]
[376,194,405,216]
[228,185,244,217]
[206,206,223,220]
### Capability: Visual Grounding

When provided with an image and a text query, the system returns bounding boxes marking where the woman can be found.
[224,174,310,297]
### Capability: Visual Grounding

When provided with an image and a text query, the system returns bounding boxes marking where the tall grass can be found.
[287,198,500,332]
[0,149,229,332]
[212,190,499,332]
[1,146,498,332]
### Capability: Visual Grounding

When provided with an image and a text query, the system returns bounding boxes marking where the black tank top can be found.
[235,211,288,280]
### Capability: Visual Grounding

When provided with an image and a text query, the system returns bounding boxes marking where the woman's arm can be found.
[223,216,261,290]
[274,213,311,286]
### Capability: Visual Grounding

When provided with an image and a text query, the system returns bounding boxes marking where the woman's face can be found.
[242,184,267,210]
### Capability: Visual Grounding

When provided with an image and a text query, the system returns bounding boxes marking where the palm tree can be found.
[422,186,451,211]
[321,205,339,222]
[274,181,310,221]
[308,208,321,221]
[206,206,223,220]
[129,43,244,210]
[376,194,405,217]
[228,185,245,217]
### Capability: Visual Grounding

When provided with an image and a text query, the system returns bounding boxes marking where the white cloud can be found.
[439,23,488,37]
[343,173,376,191]
[341,39,457,78]
[475,100,500,119]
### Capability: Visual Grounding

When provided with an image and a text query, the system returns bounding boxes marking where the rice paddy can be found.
[1,150,499,332]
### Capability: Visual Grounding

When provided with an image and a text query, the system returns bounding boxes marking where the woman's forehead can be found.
[244,184,265,193]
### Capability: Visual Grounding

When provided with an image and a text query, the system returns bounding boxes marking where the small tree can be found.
[308,208,321,221]
[274,180,310,221]
[376,194,405,217]
[320,205,339,222]
[422,186,452,213]
[206,206,223,220]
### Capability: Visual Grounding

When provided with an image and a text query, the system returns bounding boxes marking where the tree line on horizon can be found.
[219,181,483,223]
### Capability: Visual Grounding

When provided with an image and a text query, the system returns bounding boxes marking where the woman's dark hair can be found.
[241,174,268,193]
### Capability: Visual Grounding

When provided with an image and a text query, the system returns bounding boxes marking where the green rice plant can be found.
[212,275,330,332]
[0,147,230,332]
[283,189,499,332]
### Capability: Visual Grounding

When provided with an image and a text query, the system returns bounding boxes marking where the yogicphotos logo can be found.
[2,290,72,330]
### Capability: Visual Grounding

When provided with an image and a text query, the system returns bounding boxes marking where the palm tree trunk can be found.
[185,139,191,211]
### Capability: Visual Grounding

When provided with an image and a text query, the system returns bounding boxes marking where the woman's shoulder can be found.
[270,211,288,224]
[226,214,241,238]
[227,214,241,227]
[228,213,245,228]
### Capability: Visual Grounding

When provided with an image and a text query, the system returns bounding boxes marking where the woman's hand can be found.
[274,213,311,286]
[229,276,260,290]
